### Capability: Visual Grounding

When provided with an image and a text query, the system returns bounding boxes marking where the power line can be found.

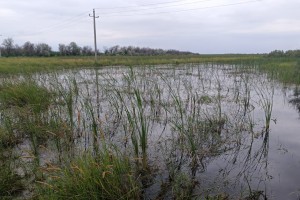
[99,0,262,17]
[4,0,262,46]
[8,0,262,37]
[37,11,90,33]
[16,13,90,38]
[97,0,216,15]
[95,0,211,11]
[40,17,90,34]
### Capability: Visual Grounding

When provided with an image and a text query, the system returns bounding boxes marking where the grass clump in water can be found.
[171,172,195,199]
[36,149,141,200]
[0,126,18,148]
[0,80,53,113]
[0,161,24,199]
[0,80,56,156]
[0,141,24,199]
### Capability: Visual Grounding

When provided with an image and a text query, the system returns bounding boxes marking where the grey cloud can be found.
[0,0,299,53]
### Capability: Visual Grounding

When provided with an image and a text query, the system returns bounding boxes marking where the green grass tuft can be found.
[0,80,53,113]
[0,150,24,199]
[36,149,141,200]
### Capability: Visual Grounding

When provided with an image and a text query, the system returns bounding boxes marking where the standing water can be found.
[0,64,300,199]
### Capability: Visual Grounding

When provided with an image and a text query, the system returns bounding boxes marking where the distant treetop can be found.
[103,45,196,56]
[0,37,196,57]
[268,49,300,57]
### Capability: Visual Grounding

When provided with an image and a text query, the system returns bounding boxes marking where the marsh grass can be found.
[0,63,283,199]
[1,55,300,86]
[0,160,24,199]
[0,80,53,113]
[171,172,195,199]
[0,80,56,156]
[0,125,18,148]
[0,55,262,73]
[84,98,100,153]
[101,67,152,171]
[36,149,141,200]
[255,80,274,132]
[0,132,24,199]
[132,87,149,169]
[258,58,300,85]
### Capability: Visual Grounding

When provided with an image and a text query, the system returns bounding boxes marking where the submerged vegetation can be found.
[0,55,300,199]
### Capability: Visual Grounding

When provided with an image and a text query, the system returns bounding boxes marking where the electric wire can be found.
[18,11,91,37]
[95,0,215,12]
[38,18,90,35]
[97,0,216,15]
[37,11,90,33]
[99,0,261,17]
[95,0,190,10]
[3,0,262,39]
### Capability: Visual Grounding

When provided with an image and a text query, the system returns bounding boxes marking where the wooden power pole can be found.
[89,9,99,62]
[0,35,2,58]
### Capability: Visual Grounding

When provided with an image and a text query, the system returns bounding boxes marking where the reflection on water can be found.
[289,87,300,114]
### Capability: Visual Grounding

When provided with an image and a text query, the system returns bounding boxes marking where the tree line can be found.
[103,45,195,56]
[1,38,53,57]
[268,49,300,57]
[0,38,95,57]
[0,38,195,57]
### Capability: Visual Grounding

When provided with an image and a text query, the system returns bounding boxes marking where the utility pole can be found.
[0,35,2,58]
[89,9,99,62]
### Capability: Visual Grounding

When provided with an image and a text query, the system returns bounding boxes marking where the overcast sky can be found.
[0,0,299,53]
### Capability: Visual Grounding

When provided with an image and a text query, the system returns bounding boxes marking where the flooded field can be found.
[1,64,300,199]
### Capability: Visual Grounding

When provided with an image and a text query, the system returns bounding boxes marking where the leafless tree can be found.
[23,41,35,56]
[35,43,52,57]
[2,38,14,56]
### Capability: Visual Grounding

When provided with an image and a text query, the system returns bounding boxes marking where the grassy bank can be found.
[258,57,300,85]
[0,54,262,74]
[1,55,300,85]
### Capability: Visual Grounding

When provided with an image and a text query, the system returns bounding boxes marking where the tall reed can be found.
[255,80,274,132]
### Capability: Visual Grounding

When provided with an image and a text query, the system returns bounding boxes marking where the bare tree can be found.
[108,45,120,55]
[68,42,81,56]
[35,43,52,57]
[23,41,35,56]
[58,44,67,56]
[14,45,23,56]
[82,46,93,56]
[2,38,14,56]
